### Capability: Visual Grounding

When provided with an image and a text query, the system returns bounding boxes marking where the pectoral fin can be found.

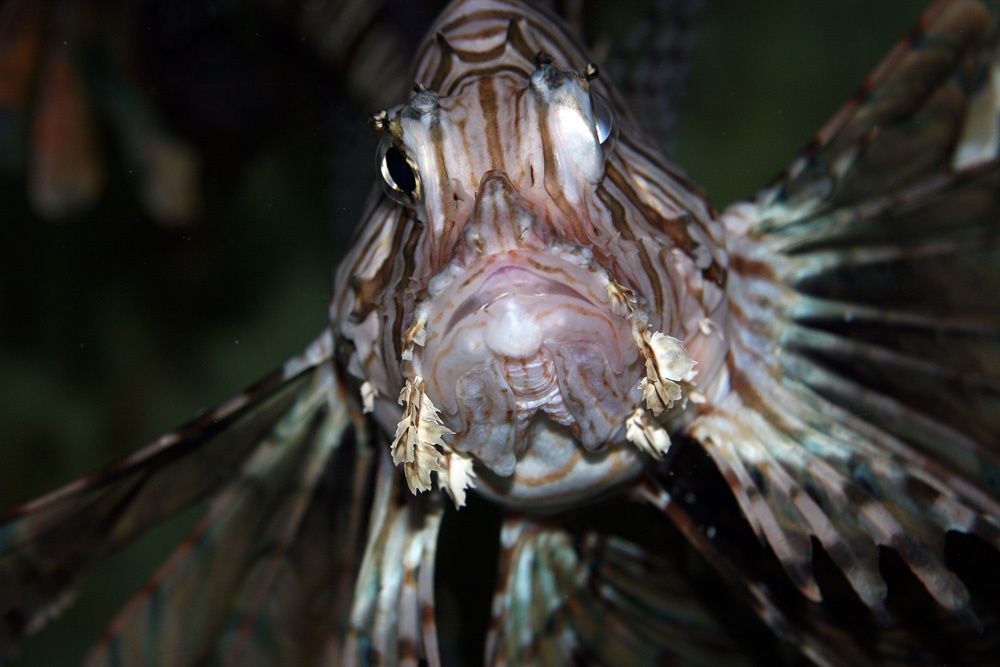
[711,0,1000,632]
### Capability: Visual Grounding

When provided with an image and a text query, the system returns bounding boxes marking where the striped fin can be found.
[646,443,1000,664]
[0,332,336,661]
[214,429,377,667]
[484,515,756,667]
[635,473,974,667]
[700,0,1000,628]
[82,357,355,665]
[757,0,1000,221]
[342,451,444,667]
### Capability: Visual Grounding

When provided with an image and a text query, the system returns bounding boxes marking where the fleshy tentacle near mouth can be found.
[607,278,697,459]
[391,375,478,507]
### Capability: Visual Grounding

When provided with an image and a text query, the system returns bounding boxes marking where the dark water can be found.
[0,1,927,664]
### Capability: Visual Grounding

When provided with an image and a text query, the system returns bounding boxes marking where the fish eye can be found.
[377,138,421,206]
[591,93,616,152]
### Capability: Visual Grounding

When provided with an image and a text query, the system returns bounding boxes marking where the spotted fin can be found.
[484,515,757,667]
[0,332,343,662]
[696,0,1000,625]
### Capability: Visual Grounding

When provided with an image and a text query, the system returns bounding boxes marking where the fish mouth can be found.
[445,265,594,333]
[411,249,641,476]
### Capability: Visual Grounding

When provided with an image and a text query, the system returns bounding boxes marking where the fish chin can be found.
[413,250,642,482]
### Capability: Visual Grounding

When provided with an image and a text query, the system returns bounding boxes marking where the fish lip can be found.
[445,263,594,331]
[417,246,636,413]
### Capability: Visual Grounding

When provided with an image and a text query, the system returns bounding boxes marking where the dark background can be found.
[0,1,924,663]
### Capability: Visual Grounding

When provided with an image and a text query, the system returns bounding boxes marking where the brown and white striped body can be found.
[332,0,729,508]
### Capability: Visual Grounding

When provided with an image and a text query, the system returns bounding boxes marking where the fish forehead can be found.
[400,0,720,262]
[404,74,537,195]
[393,1,618,244]
[414,0,599,96]
[397,72,605,255]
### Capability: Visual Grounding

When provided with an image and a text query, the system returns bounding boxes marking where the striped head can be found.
[334,0,729,509]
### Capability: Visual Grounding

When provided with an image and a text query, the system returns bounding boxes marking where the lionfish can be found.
[3,0,1000,664]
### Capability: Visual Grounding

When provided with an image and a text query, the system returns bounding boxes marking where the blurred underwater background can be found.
[0,1,929,663]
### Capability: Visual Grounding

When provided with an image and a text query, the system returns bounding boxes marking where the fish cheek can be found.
[453,366,518,476]
[552,342,631,450]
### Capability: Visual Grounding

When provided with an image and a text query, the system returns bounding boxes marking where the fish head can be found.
[376,56,613,233]
[334,7,728,509]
